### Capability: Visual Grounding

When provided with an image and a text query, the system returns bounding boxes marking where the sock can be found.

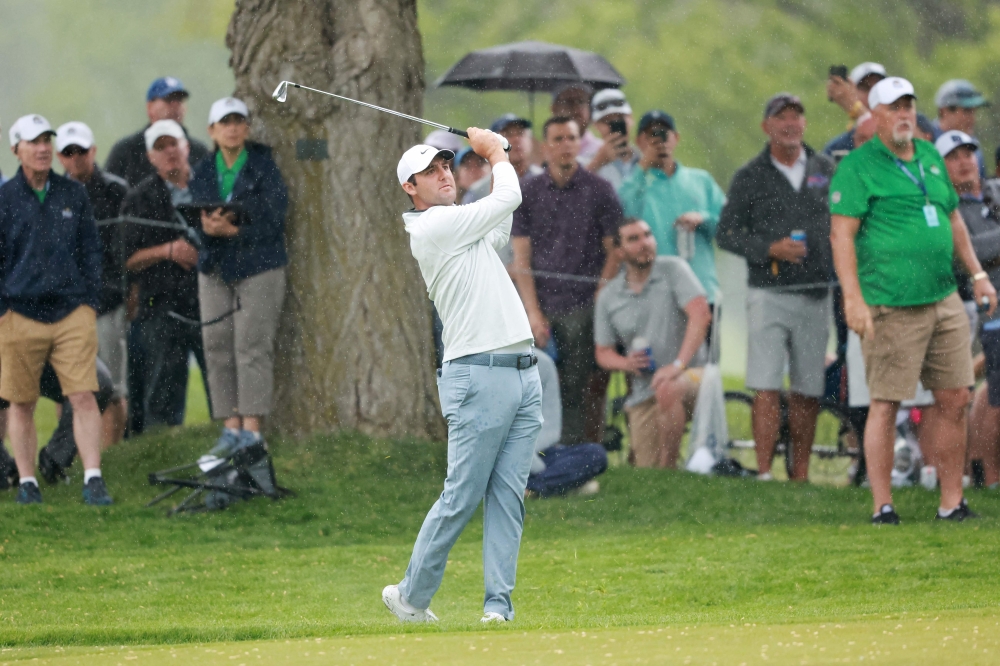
[873,503,894,518]
[937,506,956,518]
[225,428,240,437]
[20,476,38,487]
[84,469,102,484]
[243,430,262,441]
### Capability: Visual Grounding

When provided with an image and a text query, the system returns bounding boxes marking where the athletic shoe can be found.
[757,472,774,481]
[209,429,243,458]
[16,482,42,505]
[382,585,438,623]
[481,612,507,624]
[575,479,600,496]
[936,498,979,522]
[38,446,67,485]
[0,448,18,490]
[82,477,114,506]
[871,504,900,526]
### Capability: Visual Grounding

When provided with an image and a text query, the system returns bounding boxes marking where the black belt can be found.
[451,352,537,370]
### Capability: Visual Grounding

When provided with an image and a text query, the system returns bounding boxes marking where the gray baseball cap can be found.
[935,79,989,109]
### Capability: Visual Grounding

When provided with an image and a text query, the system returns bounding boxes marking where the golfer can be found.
[382,129,541,624]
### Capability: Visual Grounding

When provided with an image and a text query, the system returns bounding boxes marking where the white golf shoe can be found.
[480,611,507,624]
[382,585,438,623]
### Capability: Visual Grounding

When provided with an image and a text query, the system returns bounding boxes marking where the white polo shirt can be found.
[403,161,533,362]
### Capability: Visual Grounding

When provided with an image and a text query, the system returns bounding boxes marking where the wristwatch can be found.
[974,271,989,282]
[672,359,686,370]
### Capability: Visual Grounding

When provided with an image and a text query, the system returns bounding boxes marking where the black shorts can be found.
[981,321,1000,407]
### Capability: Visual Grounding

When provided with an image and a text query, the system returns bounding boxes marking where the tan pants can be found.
[199,268,286,418]
[624,369,701,468]
[0,306,98,403]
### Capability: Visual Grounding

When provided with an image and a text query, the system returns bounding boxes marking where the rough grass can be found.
[1,419,999,652]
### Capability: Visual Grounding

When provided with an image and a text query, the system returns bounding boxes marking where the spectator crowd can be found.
[3,64,1000,524]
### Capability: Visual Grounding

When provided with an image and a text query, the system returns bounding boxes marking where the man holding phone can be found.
[587,89,639,191]
[618,111,726,304]
[824,62,887,159]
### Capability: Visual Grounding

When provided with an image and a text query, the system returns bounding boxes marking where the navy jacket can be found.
[0,168,102,323]
[189,142,288,283]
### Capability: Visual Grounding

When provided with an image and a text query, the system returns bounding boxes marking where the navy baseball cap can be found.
[490,113,532,134]
[147,76,190,102]
[637,110,676,135]
[763,93,804,119]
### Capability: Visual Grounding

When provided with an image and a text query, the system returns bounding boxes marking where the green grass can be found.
[2,418,999,654]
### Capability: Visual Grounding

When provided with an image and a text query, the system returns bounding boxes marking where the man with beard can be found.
[594,218,710,468]
[831,77,997,524]
[717,93,835,483]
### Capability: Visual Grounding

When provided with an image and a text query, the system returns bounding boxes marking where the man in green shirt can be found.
[830,77,997,525]
[618,111,726,303]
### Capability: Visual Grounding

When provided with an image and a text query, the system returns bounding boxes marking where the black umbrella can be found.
[434,40,625,122]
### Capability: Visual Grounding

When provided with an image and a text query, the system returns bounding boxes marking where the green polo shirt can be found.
[830,136,959,307]
[216,149,248,201]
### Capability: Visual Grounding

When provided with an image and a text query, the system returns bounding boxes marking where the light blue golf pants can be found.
[398,360,543,620]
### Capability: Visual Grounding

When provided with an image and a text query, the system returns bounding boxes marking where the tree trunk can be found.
[226,0,444,441]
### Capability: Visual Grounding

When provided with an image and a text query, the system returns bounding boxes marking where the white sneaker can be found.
[757,472,773,481]
[480,611,507,623]
[382,585,438,623]
[575,479,600,496]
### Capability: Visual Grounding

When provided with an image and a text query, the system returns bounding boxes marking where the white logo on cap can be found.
[832,192,842,204]
[166,77,179,87]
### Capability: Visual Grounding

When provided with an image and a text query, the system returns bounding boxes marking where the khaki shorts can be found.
[0,306,99,403]
[861,292,974,402]
[624,369,701,468]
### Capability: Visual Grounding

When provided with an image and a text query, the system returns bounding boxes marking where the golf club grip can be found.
[448,127,512,152]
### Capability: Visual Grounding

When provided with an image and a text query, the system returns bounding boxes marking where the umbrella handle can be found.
[447,127,511,152]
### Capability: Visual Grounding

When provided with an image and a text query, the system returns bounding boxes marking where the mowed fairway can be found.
[1,424,999,664]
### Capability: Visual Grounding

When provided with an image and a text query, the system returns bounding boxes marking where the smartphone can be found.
[829,64,848,79]
[608,118,627,137]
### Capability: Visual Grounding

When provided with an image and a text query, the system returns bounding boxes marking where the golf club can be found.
[271,80,510,151]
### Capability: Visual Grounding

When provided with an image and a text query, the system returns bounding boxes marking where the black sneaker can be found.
[16,482,43,505]
[0,448,18,490]
[872,504,900,525]
[82,477,113,506]
[936,498,979,522]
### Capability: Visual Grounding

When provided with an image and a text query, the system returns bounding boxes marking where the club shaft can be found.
[290,83,467,137]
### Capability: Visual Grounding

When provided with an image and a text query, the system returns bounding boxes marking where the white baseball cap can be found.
[868,77,917,110]
[849,62,886,85]
[144,119,187,151]
[9,114,55,147]
[208,97,250,125]
[591,89,632,122]
[397,144,455,185]
[935,129,980,158]
[55,121,95,152]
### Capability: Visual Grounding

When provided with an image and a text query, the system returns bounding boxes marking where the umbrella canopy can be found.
[434,40,625,94]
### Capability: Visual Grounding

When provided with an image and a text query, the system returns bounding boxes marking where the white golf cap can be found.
[208,97,250,125]
[935,129,980,158]
[868,77,917,110]
[591,88,632,122]
[9,114,55,147]
[397,144,455,185]
[144,119,187,151]
[55,121,95,152]
[849,62,887,85]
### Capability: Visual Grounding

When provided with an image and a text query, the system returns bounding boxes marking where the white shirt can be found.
[403,161,533,362]
[771,148,807,192]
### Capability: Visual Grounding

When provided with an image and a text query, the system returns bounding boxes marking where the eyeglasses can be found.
[593,97,627,112]
[648,128,670,141]
[61,146,88,157]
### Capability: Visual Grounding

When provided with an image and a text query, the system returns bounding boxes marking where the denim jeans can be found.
[398,359,543,620]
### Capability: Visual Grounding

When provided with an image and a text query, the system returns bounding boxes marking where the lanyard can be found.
[894,158,929,204]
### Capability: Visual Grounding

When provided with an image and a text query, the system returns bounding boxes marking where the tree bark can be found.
[226,0,444,440]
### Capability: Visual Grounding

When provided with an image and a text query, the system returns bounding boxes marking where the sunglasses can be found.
[593,97,627,113]
[60,145,88,157]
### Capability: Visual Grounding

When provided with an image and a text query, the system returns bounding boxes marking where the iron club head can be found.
[272,81,290,103]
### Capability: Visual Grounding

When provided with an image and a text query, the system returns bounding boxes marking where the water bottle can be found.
[791,229,807,258]
[676,227,695,261]
[631,336,656,374]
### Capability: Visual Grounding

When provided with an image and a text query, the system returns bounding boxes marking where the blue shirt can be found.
[0,168,102,322]
[617,161,726,302]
